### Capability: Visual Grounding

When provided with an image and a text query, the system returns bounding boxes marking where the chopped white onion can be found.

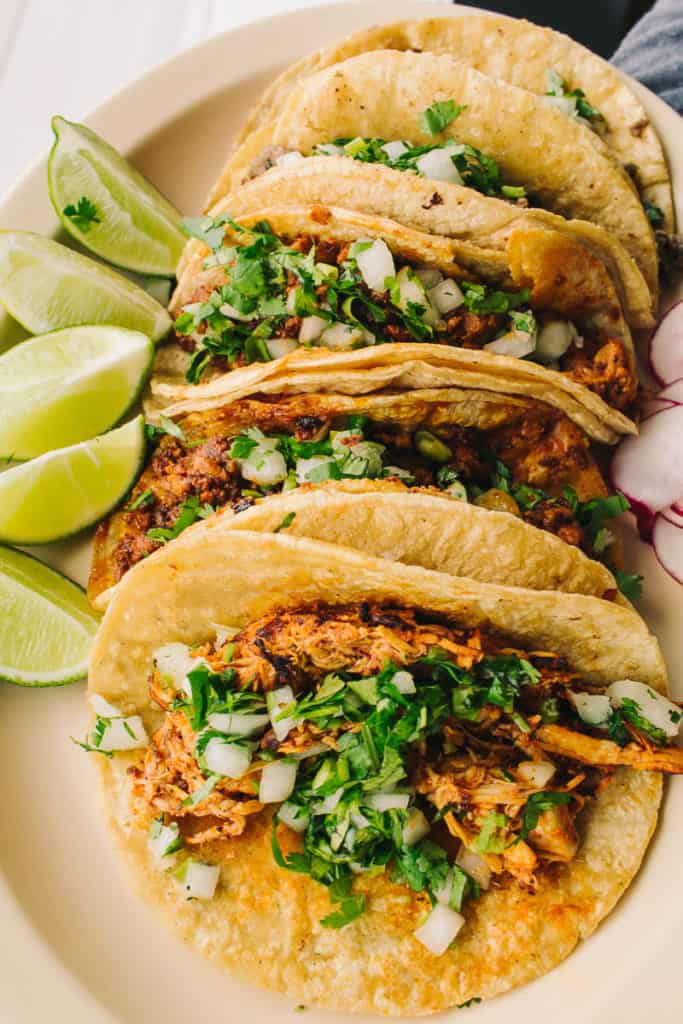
[320,322,365,350]
[381,140,409,161]
[484,331,536,358]
[569,691,612,727]
[535,320,577,362]
[259,760,298,803]
[211,623,238,648]
[428,277,465,314]
[154,643,206,698]
[177,860,220,901]
[295,455,337,484]
[607,679,682,739]
[455,846,491,890]
[314,786,345,815]
[415,267,443,289]
[203,738,252,778]
[219,301,251,322]
[240,446,288,487]
[365,792,411,812]
[266,337,298,360]
[90,693,124,718]
[434,868,454,906]
[316,142,345,156]
[298,314,328,344]
[275,150,304,166]
[542,94,578,117]
[278,800,310,832]
[97,716,148,752]
[402,807,431,846]
[391,670,416,694]
[354,238,396,293]
[416,147,464,185]
[414,903,465,956]
[207,712,270,737]
[515,760,556,788]
[267,685,296,742]
[148,821,181,861]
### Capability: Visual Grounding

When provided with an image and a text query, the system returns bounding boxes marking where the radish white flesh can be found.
[414,903,465,956]
[649,302,683,385]
[203,739,252,778]
[659,378,683,402]
[455,846,491,890]
[259,761,297,803]
[661,505,683,528]
[652,513,683,584]
[608,678,682,738]
[177,860,219,900]
[610,405,683,518]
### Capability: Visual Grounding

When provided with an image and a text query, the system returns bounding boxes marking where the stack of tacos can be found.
[84,12,682,1016]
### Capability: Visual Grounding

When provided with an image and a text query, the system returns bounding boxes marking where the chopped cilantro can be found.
[419,100,465,136]
[472,811,509,853]
[273,511,296,533]
[62,196,100,232]
[518,791,572,841]
[127,488,154,511]
[545,69,605,126]
[147,495,215,544]
[461,282,530,315]
[644,200,664,228]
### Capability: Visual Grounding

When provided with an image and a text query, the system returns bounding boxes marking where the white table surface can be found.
[0,0,447,199]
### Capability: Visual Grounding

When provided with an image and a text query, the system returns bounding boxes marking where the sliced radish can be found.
[661,504,683,528]
[649,302,683,385]
[610,405,683,538]
[659,377,683,402]
[652,513,683,584]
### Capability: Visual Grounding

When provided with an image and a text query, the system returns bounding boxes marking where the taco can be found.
[86,531,682,1015]
[89,381,633,608]
[203,51,658,297]
[231,14,673,231]
[164,204,639,441]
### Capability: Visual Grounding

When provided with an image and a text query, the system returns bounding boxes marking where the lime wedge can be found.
[0,545,98,685]
[0,231,171,342]
[0,416,146,544]
[0,326,153,459]
[49,116,186,277]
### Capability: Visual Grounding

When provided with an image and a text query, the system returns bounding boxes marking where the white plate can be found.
[0,4,681,1022]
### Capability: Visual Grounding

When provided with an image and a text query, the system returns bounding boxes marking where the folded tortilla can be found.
[166,203,638,444]
[205,51,658,298]
[229,13,673,231]
[89,530,664,1014]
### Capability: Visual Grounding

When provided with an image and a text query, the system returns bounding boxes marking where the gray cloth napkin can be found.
[612,0,683,114]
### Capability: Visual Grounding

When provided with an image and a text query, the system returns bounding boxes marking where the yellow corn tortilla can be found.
[89,530,665,1014]
[166,203,637,444]
[205,51,658,299]
[230,13,673,231]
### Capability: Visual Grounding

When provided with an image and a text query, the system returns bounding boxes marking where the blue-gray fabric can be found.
[612,0,683,114]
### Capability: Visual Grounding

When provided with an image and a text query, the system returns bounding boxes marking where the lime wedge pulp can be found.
[0,416,146,544]
[0,545,98,686]
[0,231,171,342]
[49,116,186,277]
[0,326,153,460]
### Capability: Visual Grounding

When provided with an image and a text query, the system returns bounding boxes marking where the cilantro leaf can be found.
[612,569,643,601]
[644,200,664,228]
[419,100,465,136]
[62,196,100,232]
[273,511,296,533]
[518,791,571,841]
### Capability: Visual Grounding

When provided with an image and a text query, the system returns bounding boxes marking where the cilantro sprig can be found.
[62,196,101,232]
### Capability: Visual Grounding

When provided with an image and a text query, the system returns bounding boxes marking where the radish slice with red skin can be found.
[659,378,683,402]
[641,397,677,420]
[673,501,683,515]
[649,302,683,385]
[610,405,683,540]
[661,504,683,528]
[652,514,683,583]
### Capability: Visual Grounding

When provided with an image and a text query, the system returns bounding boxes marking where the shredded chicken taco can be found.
[164,204,640,442]
[90,382,636,607]
[231,14,673,232]
[85,531,682,1015]
[202,51,658,298]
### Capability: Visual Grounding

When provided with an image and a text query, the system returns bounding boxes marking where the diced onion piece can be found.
[455,846,491,890]
[569,691,612,727]
[148,821,180,861]
[320,323,365,350]
[267,685,296,742]
[515,760,556,788]
[416,147,464,185]
[354,238,395,293]
[299,314,328,344]
[154,643,205,697]
[484,331,536,358]
[97,716,148,752]
[365,792,411,812]
[391,670,416,694]
[402,807,430,846]
[259,760,298,803]
[275,150,304,166]
[434,869,453,906]
[381,140,409,161]
[266,337,298,360]
[542,94,578,117]
[90,693,124,718]
[295,455,337,483]
[211,623,238,648]
[428,278,464,314]
[203,738,252,778]
[314,786,345,815]
[535,320,577,362]
[240,446,288,487]
[207,712,269,737]
[414,903,465,956]
[316,143,344,156]
[607,679,682,738]
[445,480,468,501]
[219,301,251,322]
[415,268,443,288]
[278,801,310,832]
[177,860,219,901]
